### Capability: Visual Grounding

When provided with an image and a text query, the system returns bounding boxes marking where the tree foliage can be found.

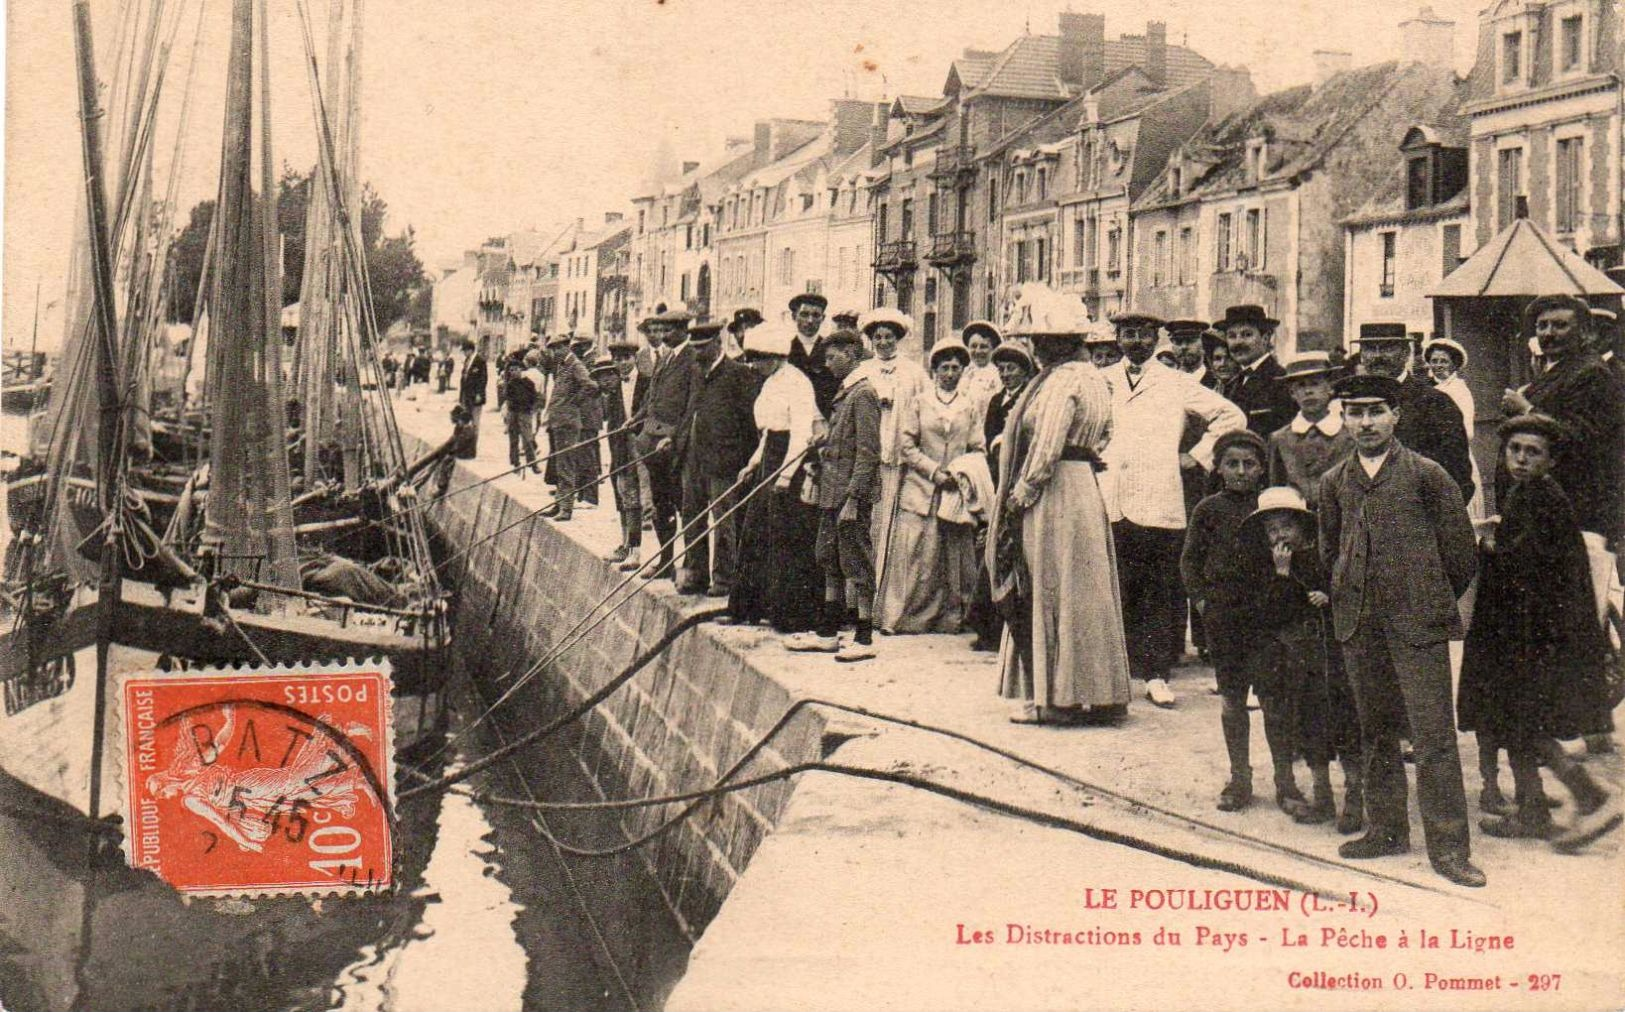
[168,165,425,336]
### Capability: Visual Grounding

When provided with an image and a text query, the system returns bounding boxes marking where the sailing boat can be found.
[0,0,448,823]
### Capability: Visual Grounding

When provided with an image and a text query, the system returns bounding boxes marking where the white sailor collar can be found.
[1289,404,1344,437]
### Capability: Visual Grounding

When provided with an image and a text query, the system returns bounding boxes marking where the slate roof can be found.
[1135,62,1449,210]
[963,33,1213,102]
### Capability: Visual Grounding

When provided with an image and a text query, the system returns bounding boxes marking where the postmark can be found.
[120,663,395,898]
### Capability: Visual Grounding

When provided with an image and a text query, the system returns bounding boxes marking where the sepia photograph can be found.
[0,0,1622,1008]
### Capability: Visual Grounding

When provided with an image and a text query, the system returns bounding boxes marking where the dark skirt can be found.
[1458,478,1613,742]
[729,430,824,633]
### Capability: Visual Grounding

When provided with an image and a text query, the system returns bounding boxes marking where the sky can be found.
[2,0,1487,351]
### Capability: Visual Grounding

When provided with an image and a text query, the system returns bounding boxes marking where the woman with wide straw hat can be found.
[990,283,1132,725]
[875,336,988,633]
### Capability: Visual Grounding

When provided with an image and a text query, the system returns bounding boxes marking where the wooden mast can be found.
[71,0,127,826]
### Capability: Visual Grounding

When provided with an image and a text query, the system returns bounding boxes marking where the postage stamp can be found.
[120,663,395,898]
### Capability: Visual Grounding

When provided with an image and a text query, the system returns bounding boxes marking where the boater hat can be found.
[1422,337,1468,370]
[1082,322,1119,347]
[960,320,1003,346]
[928,336,972,369]
[990,342,1036,371]
[742,321,796,358]
[1354,322,1410,343]
[858,307,914,337]
[1279,351,1340,382]
[1246,485,1313,522]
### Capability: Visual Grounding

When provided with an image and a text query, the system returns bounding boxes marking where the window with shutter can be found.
[1441,224,1462,275]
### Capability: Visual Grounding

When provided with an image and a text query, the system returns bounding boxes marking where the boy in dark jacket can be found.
[1236,487,1359,830]
[1182,429,1302,814]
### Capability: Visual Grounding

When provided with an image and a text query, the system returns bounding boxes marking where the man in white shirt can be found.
[1103,311,1245,707]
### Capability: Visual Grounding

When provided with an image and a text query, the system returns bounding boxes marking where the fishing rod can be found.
[415,445,808,767]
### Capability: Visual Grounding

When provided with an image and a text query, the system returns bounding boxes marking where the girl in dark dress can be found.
[1458,414,1619,853]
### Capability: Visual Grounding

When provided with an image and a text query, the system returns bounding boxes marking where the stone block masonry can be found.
[408,429,826,942]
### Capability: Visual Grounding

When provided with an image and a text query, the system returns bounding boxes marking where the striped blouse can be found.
[1009,361,1113,493]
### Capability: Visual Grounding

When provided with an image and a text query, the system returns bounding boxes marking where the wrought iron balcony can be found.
[926,230,977,265]
[929,145,977,180]
[873,240,918,273]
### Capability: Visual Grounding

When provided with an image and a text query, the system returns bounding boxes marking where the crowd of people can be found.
[424,282,1624,889]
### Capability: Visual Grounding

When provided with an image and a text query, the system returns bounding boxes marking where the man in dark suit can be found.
[1354,323,1474,502]
[788,292,839,415]
[676,319,762,595]
[1506,295,1625,544]
[1319,374,1481,888]
[601,340,649,570]
[538,331,596,522]
[456,339,488,458]
[1217,304,1297,438]
[634,308,699,580]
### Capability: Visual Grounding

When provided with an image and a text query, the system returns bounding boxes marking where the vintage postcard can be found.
[2,0,1622,1009]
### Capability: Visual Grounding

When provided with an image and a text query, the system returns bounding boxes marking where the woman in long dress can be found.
[876,337,986,633]
[856,308,931,624]
[728,321,825,633]
[989,284,1131,725]
[1425,337,1484,518]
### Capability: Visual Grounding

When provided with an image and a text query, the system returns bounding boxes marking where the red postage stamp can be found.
[120,664,395,897]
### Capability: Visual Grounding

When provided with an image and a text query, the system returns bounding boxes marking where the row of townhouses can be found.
[431,0,1625,424]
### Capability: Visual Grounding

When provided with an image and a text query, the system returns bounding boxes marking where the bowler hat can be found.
[1354,322,1409,343]
[589,354,618,375]
[729,307,764,331]
[545,330,572,347]
[1333,373,1402,405]
[788,293,828,314]
[1217,304,1279,331]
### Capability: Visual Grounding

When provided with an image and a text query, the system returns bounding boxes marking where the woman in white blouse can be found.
[856,308,931,625]
[726,321,826,633]
[959,320,1006,409]
[1424,337,1484,518]
[875,337,986,633]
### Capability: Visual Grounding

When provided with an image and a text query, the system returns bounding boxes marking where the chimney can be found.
[870,102,888,167]
[1207,65,1258,123]
[681,160,700,174]
[754,121,772,162]
[1312,49,1353,87]
[1399,6,1455,69]
[831,98,877,155]
[1059,13,1107,90]
[604,211,623,225]
[1145,21,1168,87]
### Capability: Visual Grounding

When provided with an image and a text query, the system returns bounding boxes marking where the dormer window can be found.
[1036,167,1048,199]
[1502,31,1522,83]
[1406,154,1430,210]
[1246,139,1267,185]
[1170,164,1183,195]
